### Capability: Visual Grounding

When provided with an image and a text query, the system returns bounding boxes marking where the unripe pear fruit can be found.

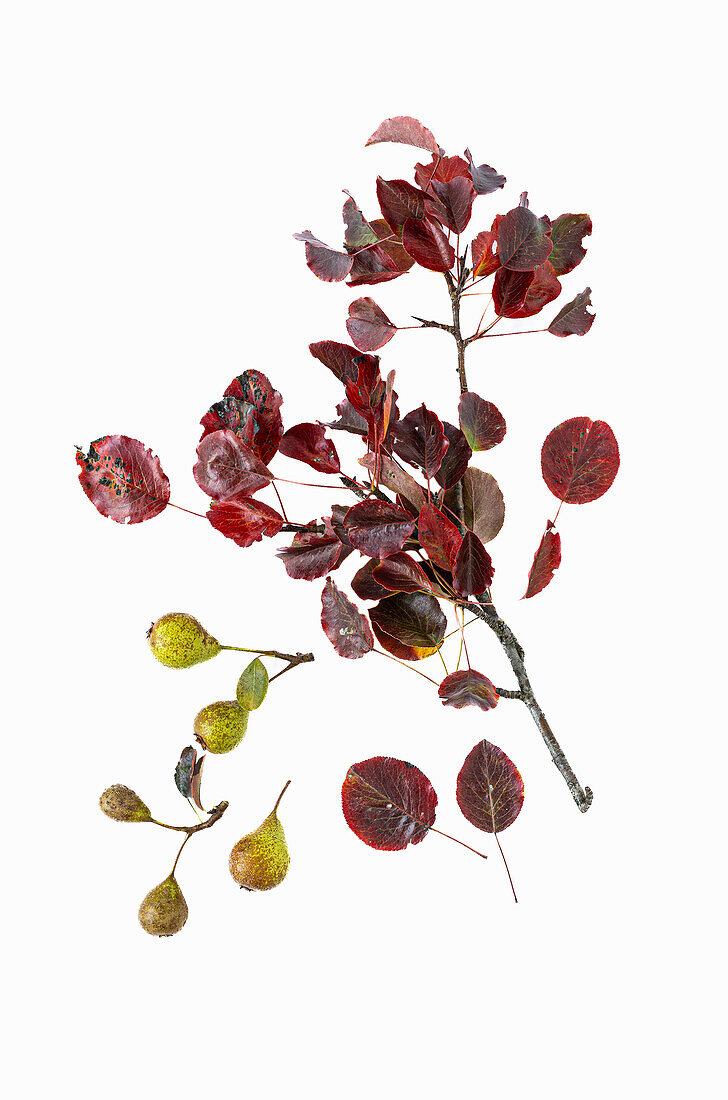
[147,612,222,669]
[229,781,290,891]
[194,700,248,754]
[100,784,153,823]
[138,873,188,936]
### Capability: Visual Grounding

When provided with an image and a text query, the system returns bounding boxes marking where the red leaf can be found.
[435,422,472,489]
[458,393,507,451]
[343,499,415,558]
[417,502,462,570]
[369,592,446,651]
[346,298,397,352]
[548,214,592,276]
[351,559,390,602]
[465,150,506,195]
[392,404,449,479]
[430,177,476,233]
[438,670,499,711]
[347,243,403,287]
[360,453,427,515]
[293,231,353,282]
[493,267,535,317]
[452,531,494,597]
[278,528,344,581]
[541,417,619,504]
[456,740,524,833]
[523,521,561,598]
[497,206,553,271]
[76,435,170,524]
[376,178,427,233]
[308,340,360,384]
[366,116,439,154]
[372,553,432,594]
[414,154,470,190]
[193,430,272,500]
[207,497,283,548]
[279,423,340,474]
[471,228,500,278]
[344,355,386,431]
[368,218,414,274]
[201,371,283,465]
[548,288,595,337]
[342,757,437,852]
[402,216,455,272]
[509,261,561,319]
[321,577,374,659]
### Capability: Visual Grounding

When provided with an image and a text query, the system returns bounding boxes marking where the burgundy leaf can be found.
[497,206,553,271]
[309,340,360,384]
[452,531,494,596]
[293,231,353,282]
[509,261,561,319]
[366,116,439,154]
[465,150,506,195]
[541,417,619,504]
[368,218,415,274]
[372,553,432,594]
[201,371,283,465]
[344,355,386,431]
[456,740,524,833]
[417,502,462,570]
[326,398,369,436]
[279,422,340,474]
[321,577,374,659]
[493,267,536,317]
[370,591,446,650]
[458,393,507,451]
[430,177,476,233]
[548,214,592,276]
[414,154,470,190]
[347,241,403,286]
[351,560,390,602]
[523,521,561,598]
[392,404,449,479]
[76,435,170,524]
[402,216,456,272]
[447,468,505,544]
[207,497,283,548]
[376,178,427,233]
[278,528,343,581]
[359,454,426,515]
[471,228,500,278]
[438,670,499,711]
[548,288,595,337]
[435,422,472,489]
[343,499,415,559]
[342,757,437,852]
[346,298,397,352]
[193,430,272,500]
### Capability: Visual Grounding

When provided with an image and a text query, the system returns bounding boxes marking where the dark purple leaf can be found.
[370,591,446,657]
[458,393,507,451]
[308,340,360,384]
[493,267,535,317]
[342,756,438,851]
[430,177,476,233]
[343,499,415,558]
[193,429,272,500]
[438,670,499,711]
[392,404,449,478]
[278,527,344,581]
[279,423,340,474]
[497,206,553,271]
[346,297,397,352]
[435,422,472,489]
[351,559,390,602]
[293,231,353,282]
[321,577,374,659]
[452,531,494,596]
[76,435,170,524]
[376,177,427,233]
[448,468,505,544]
[372,553,432,594]
[366,116,440,154]
[523,521,561,598]
[548,214,592,276]
[465,150,506,195]
[347,240,403,286]
[174,745,206,811]
[548,288,595,337]
[456,740,524,833]
[402,216,455,272]
[417,502,462,570]
[509,261,561,319]
[326,398,369,436]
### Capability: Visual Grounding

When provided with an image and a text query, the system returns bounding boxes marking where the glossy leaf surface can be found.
[279,422,340,474]
[497,207,552,271]
[392,404,449,478]
[372,553,431,594]
[417,502,462,570]
[174,746,205,811]
[457,740,524,833]
[369,591,446,650]
[402,216,455,272]
[342,756,437,851]
[438,671,499,711]
[541,417,619,504]
[201,371,284,465]
[453,531,494,596]
[430,177,476,233]
[76,436,170,524]
[321,578,374,658]
[471,228,500,277]
[206,497,283,547]
[376,178,427,232]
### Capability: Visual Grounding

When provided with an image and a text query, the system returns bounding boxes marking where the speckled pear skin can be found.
[138,874,188,936]
[194,700,249,754]
[229,807,290,891]
[99,784,153,822]
[147,612,222,669]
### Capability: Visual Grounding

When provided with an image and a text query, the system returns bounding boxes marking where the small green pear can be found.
[99,784,153,823]
[229,781,291,891]
[147,612,222,669]
[194,700,248,753]
[138,873,188,936]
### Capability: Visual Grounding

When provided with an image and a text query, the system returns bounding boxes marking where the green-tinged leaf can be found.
[548,214,592,276]
[174,746,206,811]
[236,658,269,711]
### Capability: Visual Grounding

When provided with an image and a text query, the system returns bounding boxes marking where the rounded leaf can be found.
[193,429,272,500]
[76,435,170,524]
[342,756,437,851]
[456,740,524,833]
[541,417,619,504]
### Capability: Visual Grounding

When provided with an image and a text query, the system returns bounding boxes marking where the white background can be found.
[2,2,725,1097]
